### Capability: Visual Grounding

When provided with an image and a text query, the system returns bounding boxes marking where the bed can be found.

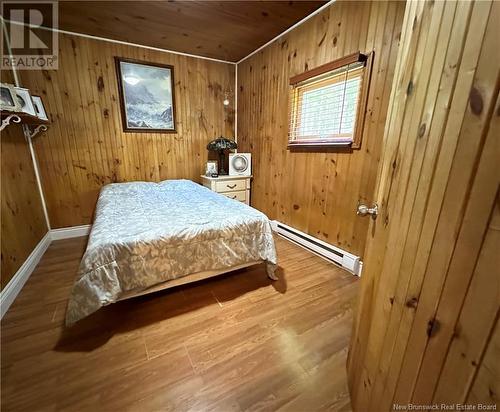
[65,179,278,325]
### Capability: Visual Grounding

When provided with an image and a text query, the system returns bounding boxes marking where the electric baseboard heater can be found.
[271,220,361,276]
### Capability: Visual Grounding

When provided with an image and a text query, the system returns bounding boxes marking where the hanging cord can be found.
[337,64,350,136]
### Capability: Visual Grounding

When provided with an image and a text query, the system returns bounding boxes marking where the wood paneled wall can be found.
[347,1,499,410]
[1,72,48,290]
[237,0,405,257]
[18,33,235,228]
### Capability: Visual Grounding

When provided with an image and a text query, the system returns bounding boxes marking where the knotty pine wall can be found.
[237,0,405,257]
[18,33,235,228]
[1,70,48,290]
[348,1,499,410]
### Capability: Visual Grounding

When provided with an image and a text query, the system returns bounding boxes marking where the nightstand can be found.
[200,175,252,205]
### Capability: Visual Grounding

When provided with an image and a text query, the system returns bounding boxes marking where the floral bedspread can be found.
[66,179,277,325]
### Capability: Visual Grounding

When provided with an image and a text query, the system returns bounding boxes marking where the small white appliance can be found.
[229,153,251,176]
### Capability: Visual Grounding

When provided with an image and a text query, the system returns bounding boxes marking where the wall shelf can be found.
[1,111,49,135]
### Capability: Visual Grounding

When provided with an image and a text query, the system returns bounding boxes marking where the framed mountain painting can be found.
[115,57,176,133]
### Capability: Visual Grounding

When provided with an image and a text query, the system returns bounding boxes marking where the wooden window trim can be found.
[352,51,374,149]
[288,51,374,151]
[289,51,366,86]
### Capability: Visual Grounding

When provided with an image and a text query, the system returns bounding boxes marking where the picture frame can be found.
[205,160,218,176]
[31,95,48,121]
[0,83,21,112]
[115,57,176,133]
[14,87,37,117]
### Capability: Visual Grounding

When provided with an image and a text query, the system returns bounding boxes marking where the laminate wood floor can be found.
[1,236,358,411]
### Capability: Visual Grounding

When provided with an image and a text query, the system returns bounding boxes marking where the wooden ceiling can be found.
[57,1,327,62]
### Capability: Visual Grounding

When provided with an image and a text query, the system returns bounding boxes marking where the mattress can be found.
[65,179,277,325]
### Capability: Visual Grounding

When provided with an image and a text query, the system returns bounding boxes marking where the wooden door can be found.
[347,1,499,411]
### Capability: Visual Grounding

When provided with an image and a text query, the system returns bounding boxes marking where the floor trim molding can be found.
[1,225,92,318]
[1,220,359,317]
[0,231,52,318]
[50,224,91,240]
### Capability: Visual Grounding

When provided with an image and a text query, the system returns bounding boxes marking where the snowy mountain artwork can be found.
[116,58,175,132]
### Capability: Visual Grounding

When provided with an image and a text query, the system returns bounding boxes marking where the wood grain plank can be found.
[347,1,500,411]
[1,235,358,411]
[1,68,48,289]
[237,0,405,258]
[18,33,235,228]
[56,1,326,62]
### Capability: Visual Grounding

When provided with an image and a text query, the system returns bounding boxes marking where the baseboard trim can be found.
[50,224,91,240]
[0,231,52,318]
[1,224,92,318]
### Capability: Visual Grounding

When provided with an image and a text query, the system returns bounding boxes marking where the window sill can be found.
[287,141,354,152]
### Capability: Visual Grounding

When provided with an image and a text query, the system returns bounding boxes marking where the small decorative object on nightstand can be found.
[206,136,237,175]
[205,160,218,177]
[201,174,252,205]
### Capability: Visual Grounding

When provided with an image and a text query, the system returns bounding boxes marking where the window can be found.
[288,51,373,149]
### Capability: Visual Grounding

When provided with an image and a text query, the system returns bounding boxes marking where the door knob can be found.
[357,203,378,220]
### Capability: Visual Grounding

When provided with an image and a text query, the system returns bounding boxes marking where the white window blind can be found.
[289,58,367,147]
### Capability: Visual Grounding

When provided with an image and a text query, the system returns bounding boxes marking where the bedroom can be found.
[0,0,498,411]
